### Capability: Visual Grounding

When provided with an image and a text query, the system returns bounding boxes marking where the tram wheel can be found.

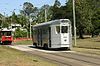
[43,44,48,49]
[33,43,37,47]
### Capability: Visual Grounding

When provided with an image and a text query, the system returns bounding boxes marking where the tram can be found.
[0,28,13,45]
[32,19,72,49]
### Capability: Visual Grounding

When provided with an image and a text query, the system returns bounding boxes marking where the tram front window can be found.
[1,31,11,36]
[61,26,68,33]
[6,31,11,36]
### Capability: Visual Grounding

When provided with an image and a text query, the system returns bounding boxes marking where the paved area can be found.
[9,45,74,53]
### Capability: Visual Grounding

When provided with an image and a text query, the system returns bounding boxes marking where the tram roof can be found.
[33,19,70,28]
[0,28,12,31]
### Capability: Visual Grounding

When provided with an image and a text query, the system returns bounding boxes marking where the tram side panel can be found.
[32,29,38,46]
[51,25,61,48]
[33,26,50,48]
[41,27,49,48]
[37,29,42,47]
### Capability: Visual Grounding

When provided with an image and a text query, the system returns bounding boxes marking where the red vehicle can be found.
[0,29,13,45]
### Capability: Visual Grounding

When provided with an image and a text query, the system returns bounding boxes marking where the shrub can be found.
[14,28,27,38]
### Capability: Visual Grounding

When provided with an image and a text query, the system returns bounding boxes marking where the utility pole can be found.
[29,16,32,38]
[45,8,47,22]
[30,18,31,38]
[73,0,77,46]
[44,5,48,22]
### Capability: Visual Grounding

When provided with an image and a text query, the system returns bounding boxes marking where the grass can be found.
[13,40,33,45]
[72,47,100,55]
[72,36,100,55]
[0,46,57,66]
[73,36,100,49]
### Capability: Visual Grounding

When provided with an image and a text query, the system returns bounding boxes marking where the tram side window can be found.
[42,28,48,34]
[33,30,37,35]
[61,26,68,33]
[56,26,60,34]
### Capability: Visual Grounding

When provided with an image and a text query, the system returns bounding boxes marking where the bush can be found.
[14,28,27,38]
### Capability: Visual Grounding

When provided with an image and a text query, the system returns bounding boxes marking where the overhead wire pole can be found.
[45,8,47,22]
[29,16,32,38]
[73,0,77,46]
[26,15,29,39]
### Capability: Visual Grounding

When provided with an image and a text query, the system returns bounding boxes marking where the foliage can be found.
[17,14,28,27]
[51,0,62,20]
[73,0,100,38]
[36,4,52,23]
[23,2,34,16]
[14,28,27,38]
[90,0,100,37]
[11,12,19,24]
[54,0,61,8]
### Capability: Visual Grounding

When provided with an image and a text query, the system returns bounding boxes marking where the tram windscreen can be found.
[61,26,68,33]
[1,31,11,36]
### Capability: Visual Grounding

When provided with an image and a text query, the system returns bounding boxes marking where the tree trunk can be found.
[79,29,84,39]
[91,32,94,38]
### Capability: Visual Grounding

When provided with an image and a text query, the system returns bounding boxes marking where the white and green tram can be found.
[32,19,72,49]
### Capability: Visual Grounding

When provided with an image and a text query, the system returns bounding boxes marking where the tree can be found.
[51,0,63,20]
[64,0,100,39]
[23,2,34,16]
[14,28,27,38]
[54,0,61,8]
[17,14,27,27]
[75,0,100,38]
[0,14,3,28]
[36,4,52,23]
[22,2,36,38]
[11,12,19,24]
[74,0,94,38]
[90,0,100,37]
[65,0,73,21]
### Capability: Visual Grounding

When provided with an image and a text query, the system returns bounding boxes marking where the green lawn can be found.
[0,46,57,66]
[72,47,100,55]
[73,36,100,49]
[13,40,33,45]
[72,36,100,55]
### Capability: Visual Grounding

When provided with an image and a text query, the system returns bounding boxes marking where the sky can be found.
[0,0,66,16]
